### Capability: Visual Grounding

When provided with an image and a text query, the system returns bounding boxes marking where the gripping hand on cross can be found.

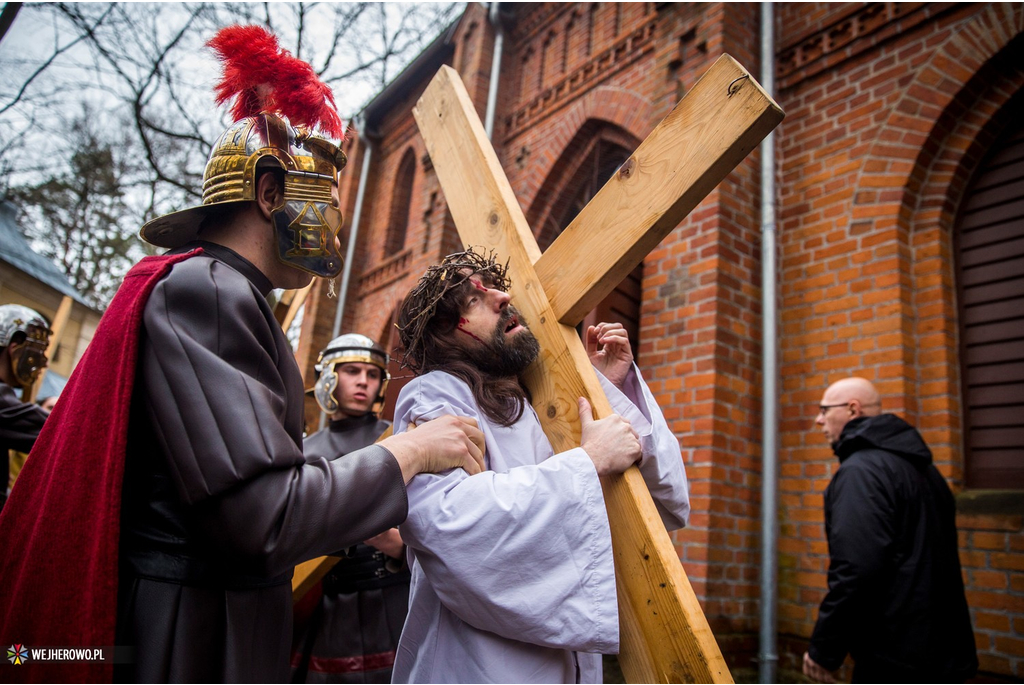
[586,322,633,391]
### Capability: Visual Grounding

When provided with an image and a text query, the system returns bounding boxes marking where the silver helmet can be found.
[0,304,52,388]
[314,333,389,415]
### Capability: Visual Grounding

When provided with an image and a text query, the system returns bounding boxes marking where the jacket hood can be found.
[833,413,932,467]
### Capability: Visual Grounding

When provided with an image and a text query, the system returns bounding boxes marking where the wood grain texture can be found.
[410,60,777,682]
[292,554,342,599]
[534,54,784,325]
[281,282,312,332]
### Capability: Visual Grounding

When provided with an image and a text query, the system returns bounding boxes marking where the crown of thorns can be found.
[397,247,511,370]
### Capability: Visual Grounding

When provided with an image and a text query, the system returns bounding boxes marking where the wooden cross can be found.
[290,53,781,681]
[410,55,782,683]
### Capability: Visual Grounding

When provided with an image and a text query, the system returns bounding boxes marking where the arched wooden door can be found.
[956,111,1024,489]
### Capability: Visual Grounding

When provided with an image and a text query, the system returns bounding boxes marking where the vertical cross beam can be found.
[412,55,782,682]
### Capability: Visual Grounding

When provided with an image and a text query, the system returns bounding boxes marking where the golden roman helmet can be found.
[140,25,348,279]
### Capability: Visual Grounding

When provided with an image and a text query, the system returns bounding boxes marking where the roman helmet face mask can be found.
[314,333,390,416]
[271,131,346,278]
[139,25,348,279]
[0,305,52,389]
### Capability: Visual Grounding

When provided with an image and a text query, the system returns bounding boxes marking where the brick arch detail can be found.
[386,147,418,255]
[855,5,1024,202]
[904,60,1024,483]
[363,288,405,350]
[520,83,655,209]
[849,5,1024,482]
[522,85,653,228]
[527,122,642,247]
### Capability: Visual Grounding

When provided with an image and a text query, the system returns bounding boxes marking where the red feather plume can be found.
[207,25,344,140]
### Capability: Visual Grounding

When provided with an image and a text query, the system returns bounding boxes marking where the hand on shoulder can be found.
[383,414,486,483]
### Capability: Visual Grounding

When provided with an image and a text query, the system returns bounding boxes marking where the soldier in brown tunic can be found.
[291,334,409,683]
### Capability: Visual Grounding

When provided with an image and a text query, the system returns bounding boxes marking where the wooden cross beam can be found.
[410,55,783,683]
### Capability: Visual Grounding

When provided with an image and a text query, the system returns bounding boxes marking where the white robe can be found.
[391,365,690,684]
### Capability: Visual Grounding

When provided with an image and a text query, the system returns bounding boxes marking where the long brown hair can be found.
[396,250,530,427]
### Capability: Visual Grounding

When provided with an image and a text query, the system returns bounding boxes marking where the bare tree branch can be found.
[0,6,110,116]
[1,1,463,299]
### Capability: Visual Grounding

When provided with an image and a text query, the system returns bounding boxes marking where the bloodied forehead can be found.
[462,269,505,292]
[395,247,511,371]
[454,272,501,305]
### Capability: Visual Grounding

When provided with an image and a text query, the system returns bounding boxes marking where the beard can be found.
[462,306,540,378]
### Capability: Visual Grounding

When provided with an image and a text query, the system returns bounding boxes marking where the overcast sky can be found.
[0,2,463,189]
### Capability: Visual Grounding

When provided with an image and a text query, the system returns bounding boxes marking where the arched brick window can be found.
[386,149,416,254]
[956,113,1024,489]
[553,139,641,352]
[532,123,643,353]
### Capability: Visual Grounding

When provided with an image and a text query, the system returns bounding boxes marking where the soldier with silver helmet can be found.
[0,27,484,684]
[313,333,391,420]
[291,333,410,683]
[0,304,52,512]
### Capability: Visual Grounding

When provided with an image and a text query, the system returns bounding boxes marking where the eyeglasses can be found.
[818,402,849,416]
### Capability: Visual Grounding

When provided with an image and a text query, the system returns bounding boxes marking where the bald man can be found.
[803,378,977,684]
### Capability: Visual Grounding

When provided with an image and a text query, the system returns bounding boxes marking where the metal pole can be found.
[320,124,373,431]
[758,2,780,683]
[484,2,504,141]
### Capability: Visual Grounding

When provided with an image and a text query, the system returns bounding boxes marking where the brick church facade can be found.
[294,3,1024,679]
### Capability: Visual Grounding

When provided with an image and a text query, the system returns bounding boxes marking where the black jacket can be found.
[1,381,48,511]
[808,414,978,681]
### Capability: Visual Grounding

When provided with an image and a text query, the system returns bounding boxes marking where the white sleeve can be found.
[597,364,690,530]
[395,376,619,653]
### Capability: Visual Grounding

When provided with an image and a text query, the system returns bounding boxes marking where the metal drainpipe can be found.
[758,2,780,683]
[484,2,504,140]
[319,120,373,431]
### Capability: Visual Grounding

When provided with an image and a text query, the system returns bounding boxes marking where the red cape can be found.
[0,250,200,683]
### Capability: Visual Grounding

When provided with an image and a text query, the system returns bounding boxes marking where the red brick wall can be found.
[775,2,1024,678]
[298,2,1024,678]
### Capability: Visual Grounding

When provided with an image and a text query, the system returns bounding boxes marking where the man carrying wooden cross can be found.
[390,247,691,684]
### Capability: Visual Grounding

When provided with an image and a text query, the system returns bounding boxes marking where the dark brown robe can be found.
[115,243,408,683]
[291,415,410,683]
